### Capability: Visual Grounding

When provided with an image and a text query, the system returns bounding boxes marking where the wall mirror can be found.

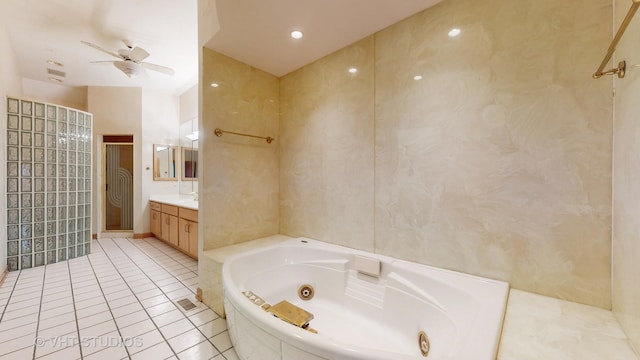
[182,147,198,180]
[153,144,177,181]
[179,117,199,193]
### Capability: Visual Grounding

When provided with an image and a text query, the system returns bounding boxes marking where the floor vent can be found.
[176,298,198,311]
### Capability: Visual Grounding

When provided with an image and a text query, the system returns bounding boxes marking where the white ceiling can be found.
[1,0,442,96]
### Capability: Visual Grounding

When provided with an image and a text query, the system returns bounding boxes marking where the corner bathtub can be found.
[222,238,509,360]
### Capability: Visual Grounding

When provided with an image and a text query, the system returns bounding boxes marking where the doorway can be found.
[102,136,133,232]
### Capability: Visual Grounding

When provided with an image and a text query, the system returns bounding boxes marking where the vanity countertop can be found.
[149,194,199,210]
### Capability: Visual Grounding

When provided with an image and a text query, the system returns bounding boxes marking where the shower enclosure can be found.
[6,97,93,271]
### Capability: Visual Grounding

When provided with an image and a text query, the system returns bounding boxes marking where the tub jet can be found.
[298,284,315,300]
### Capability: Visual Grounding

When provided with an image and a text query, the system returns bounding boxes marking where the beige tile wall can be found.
[279,0,613,308]
[279,37,376,251]
[612,0,640,353]
[200,49,280,250]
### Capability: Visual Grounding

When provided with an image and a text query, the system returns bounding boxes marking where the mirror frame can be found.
[181,147,198,181]
[153,144,178,181]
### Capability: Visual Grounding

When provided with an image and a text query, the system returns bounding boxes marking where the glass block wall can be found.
[6,97,93,271]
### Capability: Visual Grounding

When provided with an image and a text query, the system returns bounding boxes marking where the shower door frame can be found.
[101,141,134,234]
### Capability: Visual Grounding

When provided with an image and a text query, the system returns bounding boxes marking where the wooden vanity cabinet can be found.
[150,201,198,259]
[179,208,199,259]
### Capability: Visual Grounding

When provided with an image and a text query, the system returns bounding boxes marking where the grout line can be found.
[31,265,48,360]
[94,238,180,358]
[85,250,132,359]
[111,238,225,357]
[66,258,84,359]
[0,271,23,324]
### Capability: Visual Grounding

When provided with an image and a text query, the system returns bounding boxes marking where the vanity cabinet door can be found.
[178,218,191,253]
[188,221,198,259]
[150,209,162,238]
[162,213,179,246]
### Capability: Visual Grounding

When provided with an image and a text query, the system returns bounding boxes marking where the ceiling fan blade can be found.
[141,62,175,76]
[81,40,122,60]
[128,47,150,62]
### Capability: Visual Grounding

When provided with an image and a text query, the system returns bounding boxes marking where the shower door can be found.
[103,142,133,231]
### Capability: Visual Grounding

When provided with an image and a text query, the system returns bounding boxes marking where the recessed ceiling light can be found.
[290,30,304,40]
[48,77,63,83]
[46,60,64,67]
[448,28,461,37]
[210,82,219,88]
[348,67,358,74]
[413,75,423,81]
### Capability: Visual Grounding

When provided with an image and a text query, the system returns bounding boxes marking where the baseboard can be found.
[134,232,152,239]
[0,267,8,288]
[196,287,203,302]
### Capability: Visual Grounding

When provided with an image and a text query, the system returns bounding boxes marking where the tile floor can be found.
[0,237,239,360]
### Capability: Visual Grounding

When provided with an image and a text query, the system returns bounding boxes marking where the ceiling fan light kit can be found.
[81,40,175,78]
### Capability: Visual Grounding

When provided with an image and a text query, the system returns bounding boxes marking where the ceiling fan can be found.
[81,40,175,78]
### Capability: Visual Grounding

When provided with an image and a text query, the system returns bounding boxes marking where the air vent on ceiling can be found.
[47,68,66,77]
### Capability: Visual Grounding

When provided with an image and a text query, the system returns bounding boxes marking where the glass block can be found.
[46,236,55,249]
[7,241,18,257]
[84,230,90,242]
[8,162,18,177]
[34,163,44,177]
[58,248,66,262]
[34,148,44,162]
[59,164,67,177]
[8,210,18,224]
[76,245,83,257]
[78,152,84,164]
[47,250,56,265]
[34,193,44,207]
[58,235,66,248]
[21,193,32,208]
[86,114,92,126]
[69,193,76,206]
[47,222,56,235]
[47,105,56,119]
[46,134,56,148]
[35,253,45,267]
[78,113,85,124]
[59,193,67,205]
[59,207,67,219]
[35,118,45,133]
[85,153,91,165]
[58,221,66,235]
[58,121,67,134]
[46,149,56,163]
[21,239,32,254]
[58,150,67,164]
[59,178,67,191]
[22,100,33,115]
[34,208,44,223]
[47,207,56,221]
[7,178,18,193]
[8,114,19,129]
[21,147,32,162]
[69,138,76,151]
[34,237,44,252]
[21,209,32,223]
[21,116,32,130]
[7,257,18,271]
[34,133,44,148]
[85,217,91,230]
[69,179,76,191]
[85,243,91,255]
[57,107,66,121]
[7,194,18,208]
[8,146,18,161]
[85,166,91,178]
[85,204,91,216]
[68,247,76,259]
[8,225,19,240]
[21,163,32,177]
[47,164,58,180]
[21,132,32,146]
[34,224,44,238]
[78,192,84,204]
[47,120,56,134]
[21,255,32,269]
[68,232,75,245]
[21,224,32,239]
[35,103,45,117]
[46,178,56,192]
[8,98,19,113]
[69,165,76,178]
[85,141,91,152]
[69,111,76,123]
[21,178,32,192]
[59,135,67,149]
[68,207,75,219]
[7,130,18,145]
[69,152,76,165]
[78,179,84,191]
